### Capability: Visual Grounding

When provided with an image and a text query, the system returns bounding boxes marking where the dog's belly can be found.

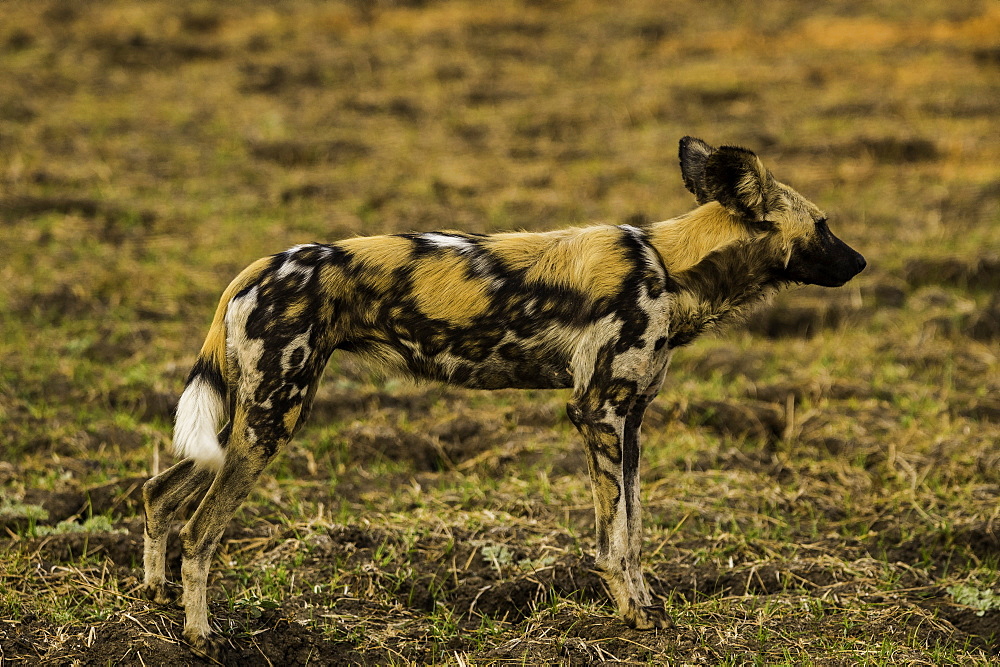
[446,347,574,390]
[342,328,576,391]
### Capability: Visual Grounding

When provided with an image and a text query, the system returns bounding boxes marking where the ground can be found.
[1,0,1000,664]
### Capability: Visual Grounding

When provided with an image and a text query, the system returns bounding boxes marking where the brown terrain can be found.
[1,0,999,664]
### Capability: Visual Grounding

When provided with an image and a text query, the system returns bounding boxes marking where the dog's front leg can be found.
[568,375,671,630]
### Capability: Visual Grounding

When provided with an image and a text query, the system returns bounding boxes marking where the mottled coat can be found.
[143,137,866,653]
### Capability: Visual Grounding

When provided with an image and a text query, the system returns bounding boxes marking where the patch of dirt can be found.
[338,417,509,472]
[928,598,1000,646]
[343,94,424,123]
[856,136,940,163]
[239,60,331,94]
[278,182,343,204]
[107,384,177,422]
[867,521,1000,576]
[6,608,375,666]
[307,387,446,424]
[962,294,1000,340]
[679,399,786,443]
[483,612,678,664]
[787,136,940,163]
[15,283,113,325]
[683,445,784,477]
[340,421,443,471]
[656,556,930,600]
[862,279,908,308]
[0,195,155,225]
[252,524,598,625]
[450,554,605,623]
[90,33,226,69]
[29,526,144,566]
[955,398,1000,423]
[0,97,36,123]
[747,378,893,405]
[247,139,371,167]
[746,300,855,339]
[85,476,147,516]
[20,488,89,525]
[681,345,772,383]
[904,255,1000,291]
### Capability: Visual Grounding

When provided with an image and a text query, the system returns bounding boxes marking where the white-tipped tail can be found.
[172,376,226,469]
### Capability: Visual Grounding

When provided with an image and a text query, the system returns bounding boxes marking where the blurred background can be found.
[1,1,999,663]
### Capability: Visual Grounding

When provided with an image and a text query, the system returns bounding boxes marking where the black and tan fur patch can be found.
[142,137,866,651]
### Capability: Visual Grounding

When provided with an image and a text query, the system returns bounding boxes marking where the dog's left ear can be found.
[703,146,778,223]
[679,136,715,205]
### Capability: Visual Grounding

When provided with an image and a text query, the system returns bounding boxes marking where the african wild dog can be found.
[142,137,866,653]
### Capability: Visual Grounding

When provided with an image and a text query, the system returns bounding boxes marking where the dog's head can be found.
[679,137,866,287]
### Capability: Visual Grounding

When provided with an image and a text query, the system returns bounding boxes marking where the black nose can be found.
[854,252,867,275]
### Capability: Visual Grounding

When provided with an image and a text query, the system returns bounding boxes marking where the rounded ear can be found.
[678,136,715,205]
[703,146,777,222]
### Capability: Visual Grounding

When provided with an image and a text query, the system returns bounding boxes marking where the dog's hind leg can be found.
[177,396,303,655]
[142,459,215,605]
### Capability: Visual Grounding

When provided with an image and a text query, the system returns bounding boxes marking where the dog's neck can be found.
[648,203,788,346]
[647,202,752,274]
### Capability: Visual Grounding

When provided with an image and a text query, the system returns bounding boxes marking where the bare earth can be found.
[1,0,999,664]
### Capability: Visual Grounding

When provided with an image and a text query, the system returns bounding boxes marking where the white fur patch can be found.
[172,376,226,470]
[227,287,266,400]
[570,314,622,390]
[281,327,313,372]
[422,233,473,251]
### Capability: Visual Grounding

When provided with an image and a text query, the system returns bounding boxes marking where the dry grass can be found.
[2,0,999,664]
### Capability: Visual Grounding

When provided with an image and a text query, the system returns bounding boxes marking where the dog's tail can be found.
[172,295,230,469]
[172,257,272,470]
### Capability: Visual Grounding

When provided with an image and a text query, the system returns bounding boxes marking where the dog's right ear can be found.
[702,145,777,223]
[679,136,716,205]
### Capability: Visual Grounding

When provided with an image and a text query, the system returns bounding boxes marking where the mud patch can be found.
[279,182,343,204]
[0,195,157,245]
[905,255,1000,291]
[747,300,855,339]
[239,61,330,94]
[85,476,147,517]
[955,398,1000,424]
[339,422,444,471]
[681,345,772,383]
[0,195,154,224]
[248,139,371,167]
[307,387,446,423]
[929,598,1000,645]
[747,378,892,406]
[679,399,786,443]
[857,136,939,163]
[31,529,141,567]
[8,608,374,666]
[869,521,1000,576]
[108,384,177,422]
[17,283,113,325]
[861,279,908,308]
[20,488,89,525]
[451,554,605,623]
[90,33,225,69]
[962,295,1000,341]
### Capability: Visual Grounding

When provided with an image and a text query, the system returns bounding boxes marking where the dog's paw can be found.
[139,580,181,606]
[185,628,225,661]
[625,603,674,631]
